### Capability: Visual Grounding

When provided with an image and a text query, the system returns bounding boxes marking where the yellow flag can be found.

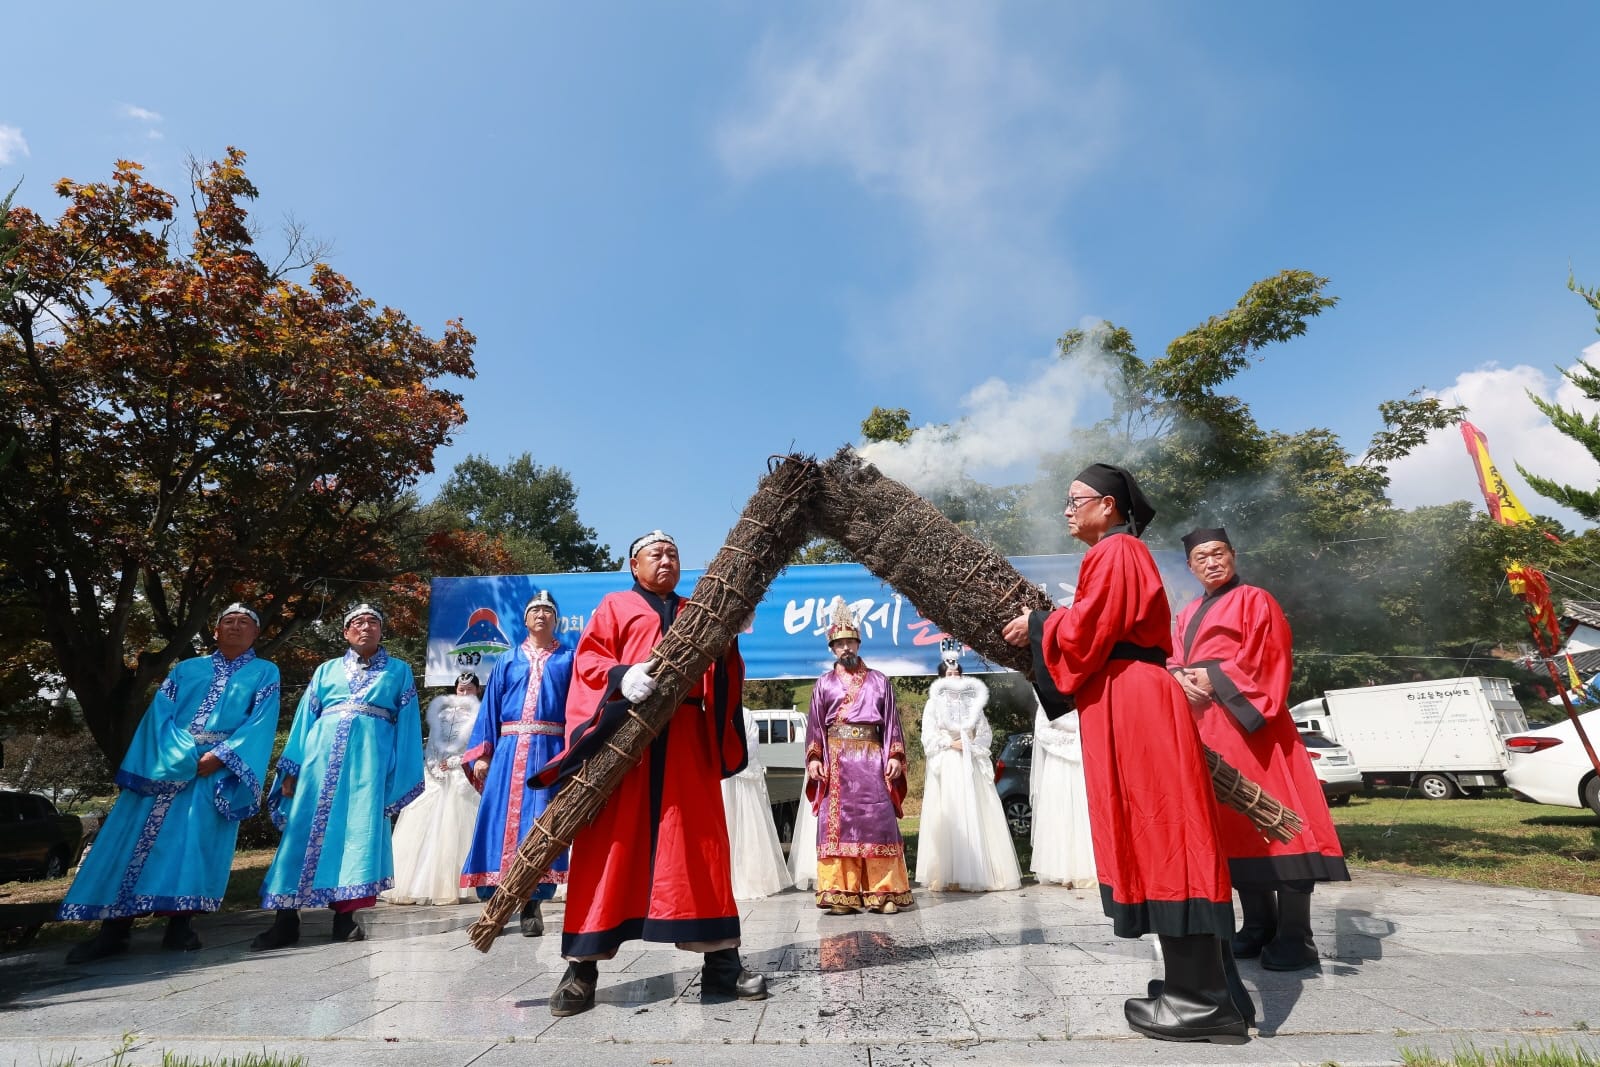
[1461,421,1537,526]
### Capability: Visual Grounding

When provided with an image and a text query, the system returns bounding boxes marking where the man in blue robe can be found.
[60,603,280,962]
[252,603,423,949]
[460,589,574,935]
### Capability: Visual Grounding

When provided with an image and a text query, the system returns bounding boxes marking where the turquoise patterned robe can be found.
[59,649,281,920]
[260,647,423,908]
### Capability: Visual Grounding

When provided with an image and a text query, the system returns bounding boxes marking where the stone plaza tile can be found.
[1384,928,1588,955]
[145,998,401,1039]
[960,993,1070,1040]
[759,966,864,1000]
[0,997,210,1039]
[753,995,979,1044]
[540,996,768,1044]
[1062,992,1139,1038]
[324,967,550,1003]
[1256,988,1440,1036]
[1024,960,1158,996]
[1071,938,1161,964]
[333,999,559,1041]
[155,967,374,1004]
[1370,983,1597,1033]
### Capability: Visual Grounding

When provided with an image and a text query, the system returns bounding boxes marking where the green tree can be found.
[1520,274,1600,520]
[0,151,476,766]
[434,453,615,573]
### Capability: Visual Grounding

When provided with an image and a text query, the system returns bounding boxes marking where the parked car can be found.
[993,732,1033,837]
[1503,708,1600,817]
[0,790,86,882]
[1299,731,1363,805]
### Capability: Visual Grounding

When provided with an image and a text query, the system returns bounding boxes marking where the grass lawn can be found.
[1328,790,1600,895]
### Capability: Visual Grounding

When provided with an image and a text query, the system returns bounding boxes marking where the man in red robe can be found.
[1169,527,1348,972]
[1003,464,1248,1044]
[533,530,766,1017]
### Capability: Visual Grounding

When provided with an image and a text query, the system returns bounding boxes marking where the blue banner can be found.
[426,553,1201,686]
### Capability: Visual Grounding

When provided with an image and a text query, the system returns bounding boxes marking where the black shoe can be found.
[1145,942,1255,1027]
[521,900,544,938]
[1125,935,1248,1044]
[1230,889,1277,959]
[1259,889,1318,971]
[550,961,598,1017]
[161,915,202,952]
[331,910,366,943]
[702,947,769,1000]
[65,918,133,964]
[250,909,300,951]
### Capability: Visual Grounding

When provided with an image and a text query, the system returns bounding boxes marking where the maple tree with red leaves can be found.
[0,149,488,765]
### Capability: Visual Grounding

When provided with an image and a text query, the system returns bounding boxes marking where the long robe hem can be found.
[1099,884,1236,940]
[560,914,742,958]
[1230,852,1351,887]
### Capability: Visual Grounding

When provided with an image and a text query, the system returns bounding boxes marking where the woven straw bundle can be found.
[467,451,1301,951]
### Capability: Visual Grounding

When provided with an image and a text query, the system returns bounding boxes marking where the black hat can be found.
[1181,527,1231,556]
[1074,463,1156,537]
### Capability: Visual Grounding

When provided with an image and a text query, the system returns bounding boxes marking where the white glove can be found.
[621,662,658,704]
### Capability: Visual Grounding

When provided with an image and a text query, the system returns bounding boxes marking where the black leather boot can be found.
[250,908,300,951]
[1125,935,1248,1043]
[521,899,544,937]
[1146,939,1256,1027]
[66,917,134,964]
[702,947,769,1000]
[161,914,201,952]
[549,960,598,1017]
[1260,888,1318,971]
[331,909,366,943]
[1231,889,1277,959]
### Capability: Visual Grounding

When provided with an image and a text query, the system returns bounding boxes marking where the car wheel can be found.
[43,850,67,880]
[1417,773,1456,800]
[1583,775,1600,819]
[1330,793,1352,807]
[1002,796,1032,838]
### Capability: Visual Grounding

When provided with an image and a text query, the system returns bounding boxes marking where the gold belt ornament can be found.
[829,723,881,741]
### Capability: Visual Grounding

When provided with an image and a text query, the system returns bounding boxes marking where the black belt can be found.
[679,697,704,709]
[1108,642,1166,666]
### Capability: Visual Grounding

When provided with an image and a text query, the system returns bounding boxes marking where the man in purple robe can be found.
[804,598,912,915]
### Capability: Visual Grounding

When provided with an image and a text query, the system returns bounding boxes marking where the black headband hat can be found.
[1073,463,1157,537]
[1181,527,1232,556]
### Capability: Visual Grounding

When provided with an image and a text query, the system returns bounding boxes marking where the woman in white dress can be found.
[722,708,793,899]
[916,659,1022,892]
[788,779,818,891]
[1030,701,1097,888]
[382,673,483,905]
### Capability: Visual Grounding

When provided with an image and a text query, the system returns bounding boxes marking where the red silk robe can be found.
[1169,577,1348,887]
[536,584,747,958]
[1028,530,1234,939]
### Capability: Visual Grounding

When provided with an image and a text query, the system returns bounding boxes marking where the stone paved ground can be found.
[3,870,1600,1066]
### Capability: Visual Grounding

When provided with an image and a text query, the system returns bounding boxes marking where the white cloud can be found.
[119,104,164,140]
[716,4,1121,368]
[1385,346,1600,531]
[0,124,29,166]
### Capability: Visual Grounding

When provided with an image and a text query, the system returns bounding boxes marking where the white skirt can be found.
[916,749,1021,892]
[788,791,818,891]
[722,773,792,900]
[1030,751,1097,888]
[382,768,480,905]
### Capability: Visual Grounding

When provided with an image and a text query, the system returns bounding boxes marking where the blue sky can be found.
[6,2,1600,567]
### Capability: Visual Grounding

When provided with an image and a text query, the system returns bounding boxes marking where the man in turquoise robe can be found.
[253,603,423,948]
[60,603,280,962]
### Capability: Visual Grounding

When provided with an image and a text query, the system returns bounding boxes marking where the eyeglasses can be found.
[1064,494,1107,514]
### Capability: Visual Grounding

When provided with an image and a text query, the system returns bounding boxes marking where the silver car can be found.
[1299,731,1362,806]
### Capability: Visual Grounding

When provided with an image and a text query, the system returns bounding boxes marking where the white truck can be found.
[1290,676,1529,800]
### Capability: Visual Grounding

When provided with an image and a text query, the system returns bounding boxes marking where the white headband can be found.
[217,603,259,626]
[343,603,385,628]
[629,530,676,558]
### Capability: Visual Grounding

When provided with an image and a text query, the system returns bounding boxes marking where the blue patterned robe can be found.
[459,638,574,899]
[260,647,423,909]
[59,650,280,920]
